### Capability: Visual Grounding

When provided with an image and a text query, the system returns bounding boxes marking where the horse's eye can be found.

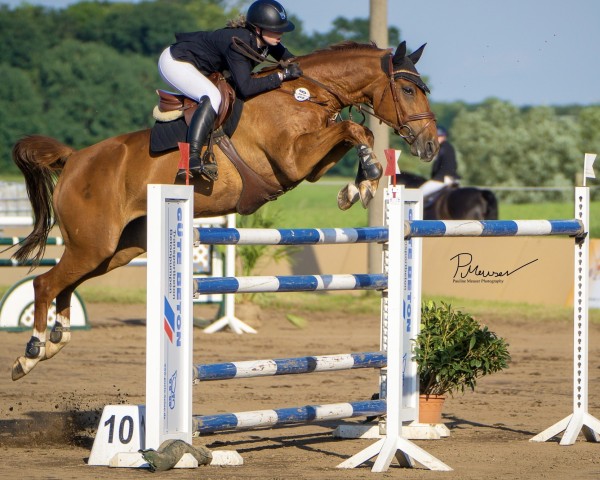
[402,86,414,96]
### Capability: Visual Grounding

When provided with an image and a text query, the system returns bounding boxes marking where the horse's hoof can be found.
[11,357,28,381]
[337,186,351,210]
[337,183,359,211]
[47,323,70,359]
[359,182,375,208]
[45,338,69,359]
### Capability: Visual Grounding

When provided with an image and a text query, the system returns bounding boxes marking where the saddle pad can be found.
[149,98,244,154]
[150,117,188,153]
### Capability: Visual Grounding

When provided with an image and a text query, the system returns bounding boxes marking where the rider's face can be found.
[260,29,284,46]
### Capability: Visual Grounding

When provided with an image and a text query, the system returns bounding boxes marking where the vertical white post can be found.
[531,186,600,444]
[146,184,194,449]
[401,188,423,419]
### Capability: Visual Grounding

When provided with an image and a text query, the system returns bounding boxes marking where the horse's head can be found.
[373,41,438,161]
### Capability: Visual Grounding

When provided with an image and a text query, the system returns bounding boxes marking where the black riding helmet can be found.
[246,0,295,33]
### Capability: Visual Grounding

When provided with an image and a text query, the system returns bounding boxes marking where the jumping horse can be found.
[395,171,499,220]
[10,40,438,380]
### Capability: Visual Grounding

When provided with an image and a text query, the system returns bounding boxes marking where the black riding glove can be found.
[280,63,303,81]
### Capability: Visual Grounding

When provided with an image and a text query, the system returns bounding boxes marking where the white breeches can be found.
[420,179,445,197]
[158,47,221,114]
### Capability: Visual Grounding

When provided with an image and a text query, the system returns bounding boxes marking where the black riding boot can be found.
[177,96,218,180]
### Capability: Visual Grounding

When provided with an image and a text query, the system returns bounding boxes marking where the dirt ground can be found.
[1,300,600,480]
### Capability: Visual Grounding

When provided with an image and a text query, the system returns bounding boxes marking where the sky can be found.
[2,0,599,106]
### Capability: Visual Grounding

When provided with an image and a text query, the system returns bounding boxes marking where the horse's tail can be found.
[481,189,499,220]
[11,135,74,264]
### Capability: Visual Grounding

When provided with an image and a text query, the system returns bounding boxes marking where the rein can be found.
[232,37,291,67]
[231,38,435,144]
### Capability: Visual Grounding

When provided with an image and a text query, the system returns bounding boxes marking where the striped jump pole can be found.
[195,400,388,434]
[404,219,584,238]
[194,351,387,381]
[0,257,148,267]
[196,226,389,245]
[194,273,387,295]
[0,236,64,246]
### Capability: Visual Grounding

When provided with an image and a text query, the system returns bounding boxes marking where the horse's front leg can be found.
[335,144,384,210]
[290,121,382,209]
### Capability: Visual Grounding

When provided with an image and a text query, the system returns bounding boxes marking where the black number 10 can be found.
[104,415,134,444]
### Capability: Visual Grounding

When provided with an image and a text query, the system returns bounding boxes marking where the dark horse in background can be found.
[10,40,438,380]
[395,171,498,220]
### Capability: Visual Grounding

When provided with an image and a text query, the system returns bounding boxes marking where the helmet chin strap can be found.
[254,26,268,46]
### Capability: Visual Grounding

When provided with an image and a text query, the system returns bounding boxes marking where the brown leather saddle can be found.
[155,72,235,129]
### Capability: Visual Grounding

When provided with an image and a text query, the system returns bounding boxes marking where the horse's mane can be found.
[257,41,382,75]
[297,41,381,60]
[315,41,379,53]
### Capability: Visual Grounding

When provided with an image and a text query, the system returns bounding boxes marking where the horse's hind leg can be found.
[11,216,147,380]
[46,219,146,360]
[11,261,76,380]
[11,245,101,380]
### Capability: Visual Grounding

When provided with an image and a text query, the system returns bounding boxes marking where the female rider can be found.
[158,0,302,179]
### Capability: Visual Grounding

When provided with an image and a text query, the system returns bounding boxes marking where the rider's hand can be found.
[280,63,303,81]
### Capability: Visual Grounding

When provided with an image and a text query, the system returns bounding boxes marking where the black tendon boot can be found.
[356,144,382,181]
[177,96,218,180]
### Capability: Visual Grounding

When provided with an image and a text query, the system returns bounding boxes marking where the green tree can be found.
[579,106,600,156]
[452,99,580,202]
[0,5,61,69]
[0,63,45,173]
[38,40,158,147]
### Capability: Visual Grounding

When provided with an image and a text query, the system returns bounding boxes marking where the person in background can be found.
[158,0,301,179]
[420,126,460,197]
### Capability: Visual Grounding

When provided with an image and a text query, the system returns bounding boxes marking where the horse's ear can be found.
[408,43,426,65]
[393,41,407,63]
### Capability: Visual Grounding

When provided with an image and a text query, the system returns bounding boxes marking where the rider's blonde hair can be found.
[226,15,247,28]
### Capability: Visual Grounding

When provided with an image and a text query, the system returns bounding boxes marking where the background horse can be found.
[10,40,438,380]
[395,171,498,220]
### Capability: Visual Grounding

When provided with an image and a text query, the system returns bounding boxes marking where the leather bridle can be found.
[357,53,436,145]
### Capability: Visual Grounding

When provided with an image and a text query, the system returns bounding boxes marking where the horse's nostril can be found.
[425,141,435,158]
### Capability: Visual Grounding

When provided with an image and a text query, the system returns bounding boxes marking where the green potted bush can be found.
[412,301,511,423]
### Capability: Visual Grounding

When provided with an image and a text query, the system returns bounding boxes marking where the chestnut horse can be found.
[10,40,437,380]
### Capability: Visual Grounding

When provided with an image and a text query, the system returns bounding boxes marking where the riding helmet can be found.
[247,0,295,33]
[437,126,448,137]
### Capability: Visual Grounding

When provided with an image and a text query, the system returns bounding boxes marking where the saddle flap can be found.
[207,73,236,130]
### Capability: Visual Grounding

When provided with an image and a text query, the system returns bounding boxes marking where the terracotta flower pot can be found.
[419,394,446,424]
